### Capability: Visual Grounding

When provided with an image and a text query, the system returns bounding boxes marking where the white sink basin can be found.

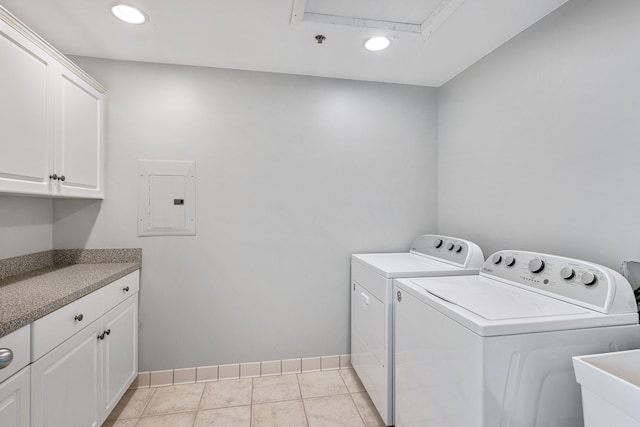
[573,350,640,427]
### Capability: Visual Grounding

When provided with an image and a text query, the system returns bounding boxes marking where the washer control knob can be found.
[453,244,462,253]
[434,239,443,248]
[447,243,455,251]
[505,256,516,267]
[528,259,545,274]
[560,267,576,280]
[492,254,502,265]
[580,272,597,286]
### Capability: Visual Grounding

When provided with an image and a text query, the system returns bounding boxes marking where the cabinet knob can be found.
[0,348,13,369]
[105,329,111,336]
[74,314,84,322]
[123,286,130,292]
[49,174,58,180]
[97,332,105,340]
[59,175,66,181]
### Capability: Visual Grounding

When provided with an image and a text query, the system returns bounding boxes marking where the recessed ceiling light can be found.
[364,36,390,52]
[111,4,147,24]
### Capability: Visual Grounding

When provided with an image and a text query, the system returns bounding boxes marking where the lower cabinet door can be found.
[31,320,102,427]
[0,367,30,427]
[102,294,138,420]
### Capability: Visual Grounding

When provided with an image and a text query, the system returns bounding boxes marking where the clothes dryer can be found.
[393,250,640,427]
[351,234,484,425]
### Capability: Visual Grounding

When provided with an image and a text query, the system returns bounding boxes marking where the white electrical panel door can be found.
[138,160,196,236]
[149,175,186,229]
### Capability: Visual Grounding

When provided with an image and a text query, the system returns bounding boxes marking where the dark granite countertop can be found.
[0,249,141,338]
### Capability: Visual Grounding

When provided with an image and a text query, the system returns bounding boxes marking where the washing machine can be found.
[393,250,640,427]
[351,234,484,425]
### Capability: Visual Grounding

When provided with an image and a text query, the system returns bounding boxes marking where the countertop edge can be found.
[0,263,141,338]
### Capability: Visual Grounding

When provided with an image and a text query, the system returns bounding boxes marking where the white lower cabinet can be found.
[102,294,138,418]
[30,271,140,427]
[31,321,102,427]
[0,367,30,427]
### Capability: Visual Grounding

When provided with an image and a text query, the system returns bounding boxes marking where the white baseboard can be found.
[131,353,352,388]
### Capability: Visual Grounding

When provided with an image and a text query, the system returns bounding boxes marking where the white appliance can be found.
[351,234,484,425]
[393,250,640,427]
[573,349,640,427]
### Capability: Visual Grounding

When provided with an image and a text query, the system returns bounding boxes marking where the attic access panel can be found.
[306,0,439,24]
[291,0,466,39]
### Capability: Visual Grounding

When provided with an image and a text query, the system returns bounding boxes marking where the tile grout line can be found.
[338,369,369,426]
[193,382,207,427]
[136,386,157,423]
[296,373,311,427]
[349,391,368,427]
[249,378,254,427]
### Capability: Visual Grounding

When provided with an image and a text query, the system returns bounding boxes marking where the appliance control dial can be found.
[447,243,455,251]
[560,267,575,280]
[453,244,462,253]
[580,272,597,286]
[492,254,502,265]
[434,239,443,248]
[528,259,545,274]
[505,256,516,267]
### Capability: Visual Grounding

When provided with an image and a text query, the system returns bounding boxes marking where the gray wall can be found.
[437,0,640,270]
[53,58,439,371]
[0,196,52,259]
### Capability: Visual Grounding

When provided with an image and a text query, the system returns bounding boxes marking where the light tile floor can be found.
[102,369,385,427]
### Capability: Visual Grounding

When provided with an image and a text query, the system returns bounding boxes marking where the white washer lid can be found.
[421,278,588,320]
[396,276,639,336]
[352,253,475,278]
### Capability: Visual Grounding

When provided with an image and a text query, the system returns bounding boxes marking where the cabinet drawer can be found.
[31,289,103,362]
[0,326,30,384]
[102,271,140,313]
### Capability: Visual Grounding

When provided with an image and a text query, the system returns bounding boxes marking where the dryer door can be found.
[351,282,385,369]
[351,281,389,422]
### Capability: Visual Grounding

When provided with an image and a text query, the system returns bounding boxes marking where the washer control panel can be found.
[410,234,470,266]
[480,250,612,311]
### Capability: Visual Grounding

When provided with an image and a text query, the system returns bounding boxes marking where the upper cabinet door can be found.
[54,64,104,199]
[0,19,54,195]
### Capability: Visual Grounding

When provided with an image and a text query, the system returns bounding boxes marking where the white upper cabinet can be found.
[0,16,54,195]
[55,65,103,198]
[0,6,105,199]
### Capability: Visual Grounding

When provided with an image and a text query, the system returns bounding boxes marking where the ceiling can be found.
[1,0,569,87]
